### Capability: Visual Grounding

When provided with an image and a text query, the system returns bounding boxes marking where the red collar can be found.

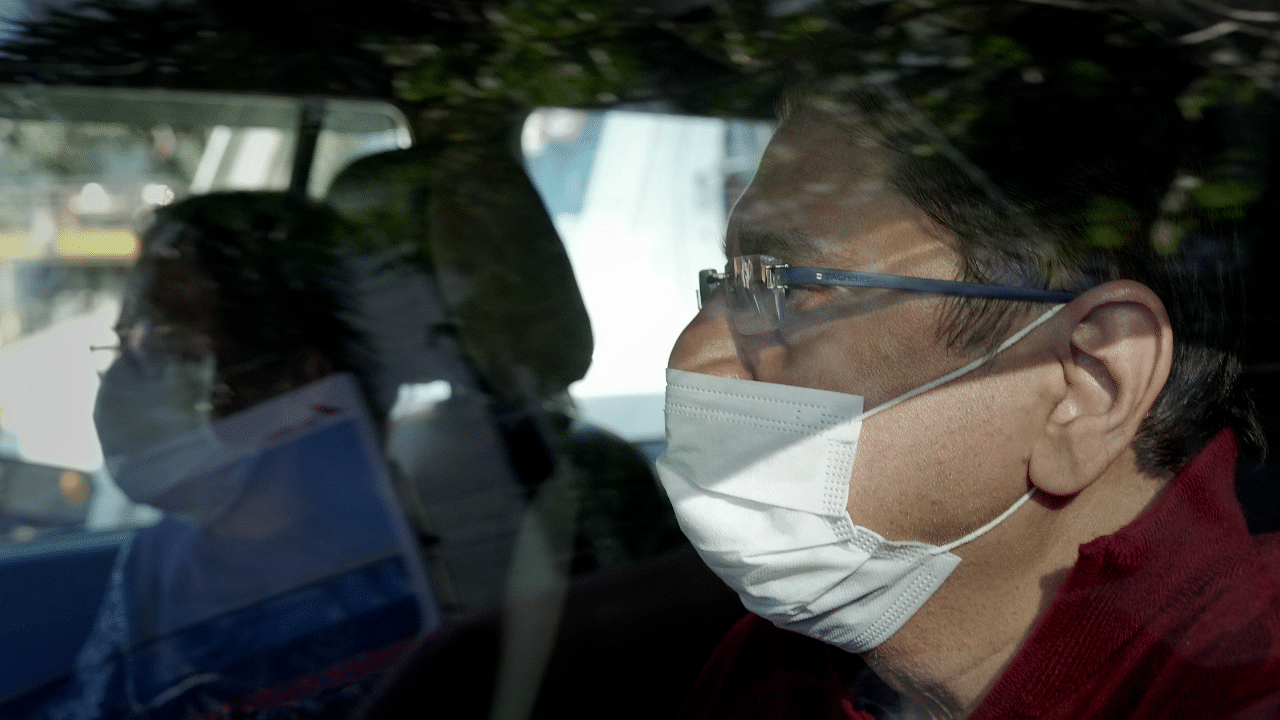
[975,429,1275,717]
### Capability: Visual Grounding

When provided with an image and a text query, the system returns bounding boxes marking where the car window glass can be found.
[0,89,411,543]
[0,89,436,713]
[1,2,1278,718]
[521,107,773,456]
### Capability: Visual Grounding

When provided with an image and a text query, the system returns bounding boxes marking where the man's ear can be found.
[1029,280,1173,495]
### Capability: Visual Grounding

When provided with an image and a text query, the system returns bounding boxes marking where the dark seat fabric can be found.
[354,547,744,720]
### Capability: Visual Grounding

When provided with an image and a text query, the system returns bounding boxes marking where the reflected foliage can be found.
[0,0,399,95]
[1,0,1275,209]
[4,0,1280,349]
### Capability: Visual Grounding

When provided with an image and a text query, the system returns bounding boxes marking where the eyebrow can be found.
[726,227,826,264]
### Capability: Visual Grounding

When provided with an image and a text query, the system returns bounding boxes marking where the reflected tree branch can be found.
[1178,20,1243,44]
[1015,0,1113,12]
[1183,0,1279,24]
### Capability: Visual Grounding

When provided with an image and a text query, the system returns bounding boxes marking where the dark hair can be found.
[141,191,382,419]
[788,7,1263,476]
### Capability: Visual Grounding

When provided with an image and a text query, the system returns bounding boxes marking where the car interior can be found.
[0,1,1279,717]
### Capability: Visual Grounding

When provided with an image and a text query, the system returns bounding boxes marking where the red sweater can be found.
[678,430,1280,719]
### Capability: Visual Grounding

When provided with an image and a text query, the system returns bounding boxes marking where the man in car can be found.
[657,28,1280,720]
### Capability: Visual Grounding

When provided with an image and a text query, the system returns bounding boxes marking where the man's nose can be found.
[668,292,752,379]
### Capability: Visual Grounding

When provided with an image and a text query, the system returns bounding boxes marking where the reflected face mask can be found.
[655,305,1061,653]
[95,355,249,524]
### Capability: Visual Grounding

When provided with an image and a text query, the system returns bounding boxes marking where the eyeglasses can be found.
[92,319,281,382]
[88,318,214,378]
[699,254,1079,335]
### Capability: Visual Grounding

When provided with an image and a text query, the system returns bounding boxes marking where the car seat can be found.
[326,138,741,720]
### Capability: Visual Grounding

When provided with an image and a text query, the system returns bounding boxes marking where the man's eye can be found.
[780,285,887,334]
[782,285,838,313]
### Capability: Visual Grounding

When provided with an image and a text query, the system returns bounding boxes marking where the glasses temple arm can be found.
[780,266,1079,304]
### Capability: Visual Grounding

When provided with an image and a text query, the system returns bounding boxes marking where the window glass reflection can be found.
[521,108,773,454]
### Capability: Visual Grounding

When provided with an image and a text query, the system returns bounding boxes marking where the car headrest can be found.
[326,144,593,401]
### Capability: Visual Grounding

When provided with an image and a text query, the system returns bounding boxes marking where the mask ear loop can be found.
[853,303,1067,553]
[934,488,1037,554]
[858,303,1066,423]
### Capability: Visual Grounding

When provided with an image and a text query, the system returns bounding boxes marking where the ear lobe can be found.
[1030,281,1173,495]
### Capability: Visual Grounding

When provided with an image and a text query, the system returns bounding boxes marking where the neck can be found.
[858,464,1164,718]
[860,561,1061,719]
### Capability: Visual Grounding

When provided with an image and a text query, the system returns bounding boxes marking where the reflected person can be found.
[57,192,422,719]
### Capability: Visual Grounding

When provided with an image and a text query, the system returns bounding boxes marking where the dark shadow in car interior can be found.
[0,529,129,704]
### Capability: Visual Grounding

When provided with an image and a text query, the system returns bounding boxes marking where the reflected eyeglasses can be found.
[699,254,1079,336]
[89,318,212,378]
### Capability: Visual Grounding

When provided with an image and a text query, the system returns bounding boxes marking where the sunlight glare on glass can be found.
[141,183,175,206]
[68,183,112,215]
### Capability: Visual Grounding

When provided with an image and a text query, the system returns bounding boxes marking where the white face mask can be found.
[95,355,250,525]
[95,354,215,457]
[655,305,1062,653]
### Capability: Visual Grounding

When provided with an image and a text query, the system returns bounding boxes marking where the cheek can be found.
[844,370,1038,544]
[754,299,952,406]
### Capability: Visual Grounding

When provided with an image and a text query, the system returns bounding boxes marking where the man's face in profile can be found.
[670,108,1044,547]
